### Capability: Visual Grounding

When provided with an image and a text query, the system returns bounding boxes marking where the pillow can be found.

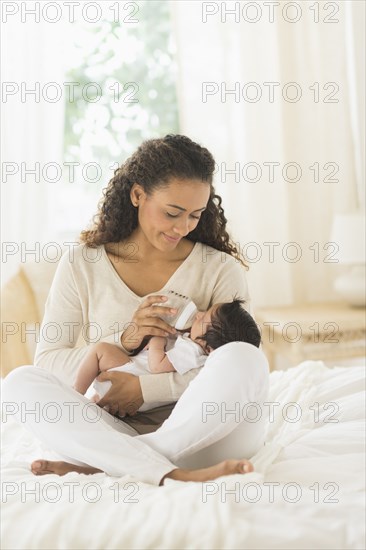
[1,268,39,377]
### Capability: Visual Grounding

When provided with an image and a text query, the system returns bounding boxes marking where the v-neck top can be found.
[34,242,250,404]
[101,241,200,299]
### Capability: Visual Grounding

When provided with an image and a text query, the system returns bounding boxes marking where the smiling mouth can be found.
[163,234,180,242]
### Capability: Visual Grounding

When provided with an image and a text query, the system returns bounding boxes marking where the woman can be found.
[3,135,269,485]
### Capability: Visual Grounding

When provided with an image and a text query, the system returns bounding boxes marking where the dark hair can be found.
[199,298,261,351]
[79,134,247,268]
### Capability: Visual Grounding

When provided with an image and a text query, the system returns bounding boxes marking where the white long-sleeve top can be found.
[34,241,250,405]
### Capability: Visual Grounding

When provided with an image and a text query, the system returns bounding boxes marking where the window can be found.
[52,0,179,240]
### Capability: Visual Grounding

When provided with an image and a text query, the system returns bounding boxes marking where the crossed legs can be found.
[2,343,268,485]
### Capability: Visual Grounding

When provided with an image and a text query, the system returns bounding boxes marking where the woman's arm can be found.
[139,368,201,404]
[33,249,132,384]
[210,257,251,311]
[138,258,250,404]
[33,251,90,385]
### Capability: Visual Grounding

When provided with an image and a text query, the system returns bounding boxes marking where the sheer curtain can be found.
[171,0,364,309]
[1,18,66,285]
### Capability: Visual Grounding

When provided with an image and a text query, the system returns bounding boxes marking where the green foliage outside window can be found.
[63,0,179,188]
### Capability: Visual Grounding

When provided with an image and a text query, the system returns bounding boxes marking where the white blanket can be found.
[1,361,365,550]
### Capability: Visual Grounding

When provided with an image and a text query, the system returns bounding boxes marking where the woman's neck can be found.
[120,230,189,263]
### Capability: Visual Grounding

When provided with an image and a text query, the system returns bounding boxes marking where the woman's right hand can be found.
[121,295,177,353]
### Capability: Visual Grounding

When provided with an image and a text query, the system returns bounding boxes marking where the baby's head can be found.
[190,298,261,354]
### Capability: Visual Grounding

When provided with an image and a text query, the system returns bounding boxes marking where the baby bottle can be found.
[147,290,198,330]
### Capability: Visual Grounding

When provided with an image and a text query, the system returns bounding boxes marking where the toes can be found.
[221,459,254,475]
[31,459,47,470]
[31,459,50,475]
[240,460,254,473]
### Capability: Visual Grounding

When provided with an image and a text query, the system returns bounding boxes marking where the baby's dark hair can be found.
[199,298,261,351]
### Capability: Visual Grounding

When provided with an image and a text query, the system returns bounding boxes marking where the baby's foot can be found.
[31,459,102,476]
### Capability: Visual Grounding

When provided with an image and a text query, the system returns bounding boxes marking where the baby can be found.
[73,298,261,412]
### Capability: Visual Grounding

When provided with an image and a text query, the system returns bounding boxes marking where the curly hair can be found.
[79,134,247,268]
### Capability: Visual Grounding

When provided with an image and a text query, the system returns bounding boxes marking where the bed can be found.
[1,359,365,550]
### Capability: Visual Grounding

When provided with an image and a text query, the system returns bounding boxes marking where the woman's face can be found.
[131,178,211,250]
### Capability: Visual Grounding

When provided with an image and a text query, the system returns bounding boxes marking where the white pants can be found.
[2,342,269,485]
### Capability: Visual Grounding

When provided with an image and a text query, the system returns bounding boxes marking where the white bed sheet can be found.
[1,360,365,550]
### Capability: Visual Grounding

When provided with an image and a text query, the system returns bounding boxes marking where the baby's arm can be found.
[74,342,131,394]
[147,336,176,373]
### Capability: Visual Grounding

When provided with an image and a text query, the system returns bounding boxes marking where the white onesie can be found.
[93,333,208,412]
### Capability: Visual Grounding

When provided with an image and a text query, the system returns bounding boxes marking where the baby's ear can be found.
[205,344,214,354]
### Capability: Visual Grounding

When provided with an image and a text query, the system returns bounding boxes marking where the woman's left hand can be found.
[96,371,143,417]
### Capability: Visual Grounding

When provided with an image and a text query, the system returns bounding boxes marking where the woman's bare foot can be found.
[160,458,254,485]
[30,457,253,484]
[31,459,102,476]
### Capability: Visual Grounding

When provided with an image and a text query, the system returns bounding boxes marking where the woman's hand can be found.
[96,371,143,417]
[121,295,177,353]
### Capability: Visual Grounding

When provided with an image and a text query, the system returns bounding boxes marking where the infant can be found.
[73,298,261,412]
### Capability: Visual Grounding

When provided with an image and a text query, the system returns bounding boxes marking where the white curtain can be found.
[171,0,365,309]
[1,18,66,285]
